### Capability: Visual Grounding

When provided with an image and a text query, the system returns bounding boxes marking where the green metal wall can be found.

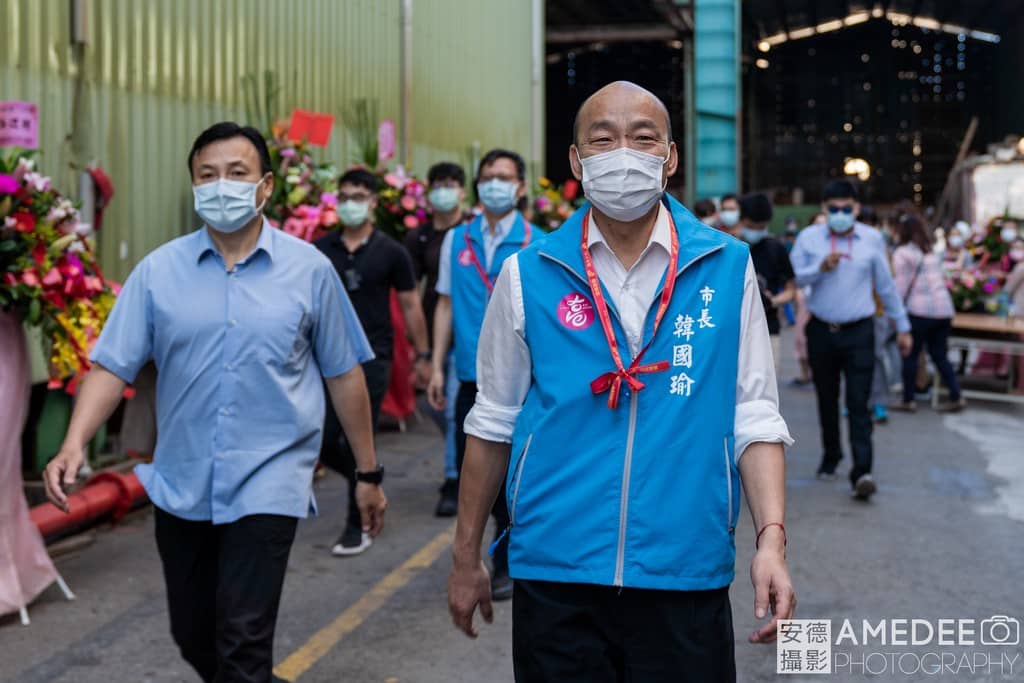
[1,0,536,280]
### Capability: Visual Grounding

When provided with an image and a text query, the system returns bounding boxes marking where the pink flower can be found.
[0,173,18,194]
[400,195,417,211]
[403,214,419,229]
[23,172,50,192]
[280,148,297,159]
[320,192,338,207]
[983,281,996,293]
[385,172,408,190]
[320,209,339,226]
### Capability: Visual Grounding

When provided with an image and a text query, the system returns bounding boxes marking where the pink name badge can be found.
[558,292,595,330]
[0,101,39,149]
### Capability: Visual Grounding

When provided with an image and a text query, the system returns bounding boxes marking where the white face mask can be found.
[576,147,668,222]
[193,177,266,234]
[719,209,740,228]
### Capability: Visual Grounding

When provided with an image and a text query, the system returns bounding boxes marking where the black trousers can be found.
[807,317,875,485]
[513,580,735,683]
[902,315,961,403]
[455,380,510,570]
[153,507,298,683]
[320,357,391,527]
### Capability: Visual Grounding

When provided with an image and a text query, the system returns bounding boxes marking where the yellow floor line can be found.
[273,524,455,681]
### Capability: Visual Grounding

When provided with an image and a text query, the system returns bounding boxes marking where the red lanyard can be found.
[830,233,854,259]
[464,217,532,294]
[583,211,679,410]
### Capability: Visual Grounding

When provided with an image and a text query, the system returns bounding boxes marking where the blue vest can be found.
[450,212,535,382]
[507,195,750,591]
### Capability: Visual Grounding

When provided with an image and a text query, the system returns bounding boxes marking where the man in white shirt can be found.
[447,81,795,681]
[428,149,536,601]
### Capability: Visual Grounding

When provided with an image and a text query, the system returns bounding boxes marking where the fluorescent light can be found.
[969,29,1000,43]
[817,19,843,33]
[871,7,884,18]
[789,26,815,39]
[912,17,941,30]
[844,12,870,26]
[764,32,789,46]
[758,40,771,52]
[941,23,968,36]
[887,11,912,25]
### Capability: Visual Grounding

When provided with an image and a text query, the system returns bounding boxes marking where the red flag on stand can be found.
[286,109,334,147]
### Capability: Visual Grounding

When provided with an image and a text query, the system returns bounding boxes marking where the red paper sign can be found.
[0,101,39,149]
[378,120,396,162]
[286,109,334,147]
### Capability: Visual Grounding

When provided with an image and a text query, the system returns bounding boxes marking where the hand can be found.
[355,481,387,537]
[819,253,843,273]
[897,332,913,357]
[414,358,432,390]
[427,368,446,411]
[448,557,493,638]
[749,540,796,644]
[43,444,85,513]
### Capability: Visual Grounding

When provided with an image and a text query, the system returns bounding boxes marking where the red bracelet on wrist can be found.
[755,521,787,550]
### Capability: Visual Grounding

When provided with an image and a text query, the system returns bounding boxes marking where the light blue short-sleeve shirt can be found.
[90,222,374,523]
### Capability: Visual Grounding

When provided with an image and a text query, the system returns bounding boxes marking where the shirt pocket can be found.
[258,305,312,368]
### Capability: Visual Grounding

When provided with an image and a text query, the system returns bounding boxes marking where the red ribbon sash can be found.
[582,211,679,409]
[464,218,532,294]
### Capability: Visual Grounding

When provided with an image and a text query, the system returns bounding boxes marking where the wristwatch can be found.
[355,465,385,485]
[416,351,432,362]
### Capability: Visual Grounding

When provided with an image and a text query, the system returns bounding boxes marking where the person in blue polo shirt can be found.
[427,149,536,602]
[447,82,795,681]
[42,122,387,683]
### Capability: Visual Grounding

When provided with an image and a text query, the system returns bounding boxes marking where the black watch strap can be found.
[416,351,432,362]
[355,465,385,485]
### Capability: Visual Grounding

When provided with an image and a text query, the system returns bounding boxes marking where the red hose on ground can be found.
[30,471,148,539]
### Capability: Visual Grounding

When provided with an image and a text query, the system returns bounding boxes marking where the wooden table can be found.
[936,313,1024,406]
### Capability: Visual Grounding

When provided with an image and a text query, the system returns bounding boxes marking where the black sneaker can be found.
[491,565,513,602]
[331,524,372,556]
[435,478,459,517]
[852,474,877,501]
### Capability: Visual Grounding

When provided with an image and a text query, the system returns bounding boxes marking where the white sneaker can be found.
[331,528,372,556]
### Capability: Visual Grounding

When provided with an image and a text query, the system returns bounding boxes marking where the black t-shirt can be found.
[314,229,416,360]
[749,236,796,335]
[403,221,450,340]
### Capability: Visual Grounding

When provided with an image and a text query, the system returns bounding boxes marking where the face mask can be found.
[338,200,371,227]
[741,227,768,244]
[478,179,519,214]
[719,209,740,228]
[1000,227,1018,243]
[193,177,265,234]
[827,211,855,234]
[577,147,668,222]
[700,216,718,227]
[947,235,965,249]
[429,187,460,213]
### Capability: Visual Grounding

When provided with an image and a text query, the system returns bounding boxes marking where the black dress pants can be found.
[153,507,298,683]
[454,380,510,570]
[807,316,875,485]
[320,357,391,528]
[513,580,736,683]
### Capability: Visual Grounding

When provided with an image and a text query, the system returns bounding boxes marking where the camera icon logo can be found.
[980,615,1020,646]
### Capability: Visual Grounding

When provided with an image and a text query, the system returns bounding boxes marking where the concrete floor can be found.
[2,328,1023,682]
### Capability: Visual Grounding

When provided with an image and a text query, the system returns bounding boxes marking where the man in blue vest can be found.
[448,82,795,681]
[428,149,536,602]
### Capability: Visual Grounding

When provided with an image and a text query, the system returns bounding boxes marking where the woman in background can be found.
[890,214,965,412]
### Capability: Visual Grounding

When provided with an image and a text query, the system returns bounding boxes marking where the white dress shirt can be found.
[465,205,793,463]
[435,210,519,296]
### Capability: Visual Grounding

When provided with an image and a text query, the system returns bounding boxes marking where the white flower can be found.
[23,171,51,192]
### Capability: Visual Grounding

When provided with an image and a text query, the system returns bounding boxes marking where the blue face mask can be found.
[741,227,768,245]
[827,210,855,234]
[193,177,266,234]
[429,187,461,213]
[478,179,519,214]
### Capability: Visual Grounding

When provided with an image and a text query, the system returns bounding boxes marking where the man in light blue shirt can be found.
[790,179,911,501]
[43,122,387,683]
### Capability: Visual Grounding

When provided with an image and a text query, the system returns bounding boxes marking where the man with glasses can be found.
[789,180,911,501]
[314,168,432,556]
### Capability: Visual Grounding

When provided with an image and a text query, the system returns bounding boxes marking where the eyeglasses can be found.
[338,193,373,203]
[827,205,854,215]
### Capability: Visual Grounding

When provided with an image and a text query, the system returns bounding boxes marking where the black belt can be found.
[810,316,873,333]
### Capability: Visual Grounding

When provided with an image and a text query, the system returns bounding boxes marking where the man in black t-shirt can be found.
[739,193,796,374]
[404,162,468,517]
[314,168,432,556]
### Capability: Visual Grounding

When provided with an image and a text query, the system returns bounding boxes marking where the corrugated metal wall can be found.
[1,0,535,280]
